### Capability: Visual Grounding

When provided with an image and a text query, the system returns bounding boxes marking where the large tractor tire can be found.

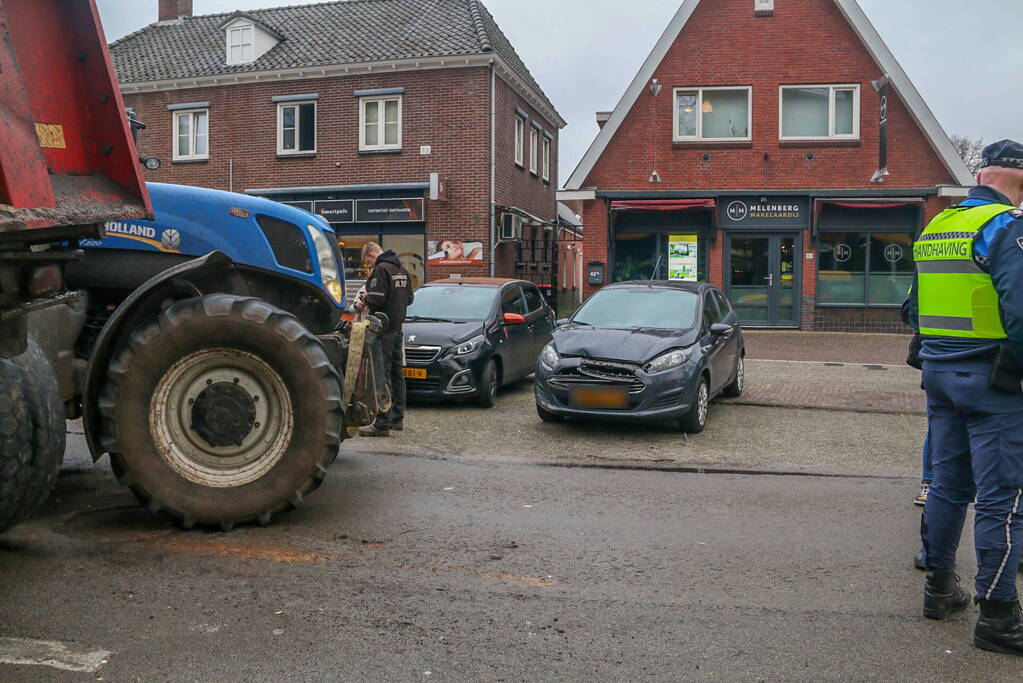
[0,339,66,534]
[100,295,343,530]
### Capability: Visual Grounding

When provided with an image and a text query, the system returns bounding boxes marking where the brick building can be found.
[560,0,974,332]
[112,0,564,293]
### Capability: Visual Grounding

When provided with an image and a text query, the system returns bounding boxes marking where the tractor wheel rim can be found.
[151,348,294,488]
[697,382,709,425]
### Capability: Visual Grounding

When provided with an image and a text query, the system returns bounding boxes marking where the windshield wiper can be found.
[407,315,456,323]
[569,320,593,326]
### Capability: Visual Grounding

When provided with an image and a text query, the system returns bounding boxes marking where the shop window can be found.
[381,234,425,290]
[673,87,751,141]
[613,232,708,283]
[173,109,209,161]
[817,232,913,306]
[360,96,402,151]
[278,101,316,154]
[780,85,859,140]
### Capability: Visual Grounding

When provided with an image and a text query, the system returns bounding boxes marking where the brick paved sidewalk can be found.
[744,330,910,365]
[718,359,925,415]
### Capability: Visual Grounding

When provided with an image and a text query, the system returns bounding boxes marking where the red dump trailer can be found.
[0,0,151,532]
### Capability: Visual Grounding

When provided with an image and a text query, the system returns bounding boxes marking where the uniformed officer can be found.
[906,139,1023,655]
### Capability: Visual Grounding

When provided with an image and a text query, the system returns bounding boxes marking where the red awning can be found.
[815,198,925,212]
[610,199,716,212]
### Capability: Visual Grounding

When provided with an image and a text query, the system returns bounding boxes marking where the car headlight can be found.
[540,342,560,369]
[454,335,485,356]
[645,348,690,373]
[308,226,343,304]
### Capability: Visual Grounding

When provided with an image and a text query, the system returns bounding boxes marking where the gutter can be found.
[489,59,496,277]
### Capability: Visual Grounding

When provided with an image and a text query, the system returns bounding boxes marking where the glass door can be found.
[726,234,799,326]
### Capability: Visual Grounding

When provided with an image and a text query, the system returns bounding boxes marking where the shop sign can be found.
[281,200,313,212]
[883,243,904,263]
[833,244,853,263]
[668,234,699,282]
[719,196,809,228]
[356,198,425,223]
[313,200,354,223]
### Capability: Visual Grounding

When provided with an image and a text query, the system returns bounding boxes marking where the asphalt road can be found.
[3,436,1021,681]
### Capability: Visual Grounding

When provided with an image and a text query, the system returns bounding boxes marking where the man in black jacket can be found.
[357,242,413,437]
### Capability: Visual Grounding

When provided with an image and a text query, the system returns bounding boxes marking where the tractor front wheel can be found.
[101,295,343,530]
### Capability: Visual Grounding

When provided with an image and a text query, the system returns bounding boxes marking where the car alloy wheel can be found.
[696,381,709,427]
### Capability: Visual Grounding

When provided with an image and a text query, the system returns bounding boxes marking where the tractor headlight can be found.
[308,226,343,304]
[645,348,690,374]
[540,342,560,369]
[454,335,485,356]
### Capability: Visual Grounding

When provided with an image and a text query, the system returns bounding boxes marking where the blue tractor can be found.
[37,182,387,530]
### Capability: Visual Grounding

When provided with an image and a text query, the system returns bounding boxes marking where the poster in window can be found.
[668,234,699,282]
[428,240,485,265]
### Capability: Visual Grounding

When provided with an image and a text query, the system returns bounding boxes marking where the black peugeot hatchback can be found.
[402,278,555,407]
[534,281,744,433]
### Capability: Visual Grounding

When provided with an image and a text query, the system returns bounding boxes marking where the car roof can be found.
[605,280,710,294]
[427,278,528,288]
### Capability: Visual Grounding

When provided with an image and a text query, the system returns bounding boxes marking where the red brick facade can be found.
[123,64,559,284]
[572,0,964,332]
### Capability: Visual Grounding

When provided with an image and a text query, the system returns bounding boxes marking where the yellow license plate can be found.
[403,367,427,379]
[571,386,629,410]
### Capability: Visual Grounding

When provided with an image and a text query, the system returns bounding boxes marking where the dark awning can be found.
[813,198,925,235]
[610,199,716,212]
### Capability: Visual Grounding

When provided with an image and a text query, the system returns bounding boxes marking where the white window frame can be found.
[359,96,403,152]
[542,136,551,182]
[672,86,753,142]
[514,116,525,166]
[779,84,861,141]
[529,127,539,174]
[226,23,254,65]
[277,100,317,155]
[172,108,209,161]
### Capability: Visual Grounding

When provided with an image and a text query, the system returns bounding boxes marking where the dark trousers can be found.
[374,330,405,429]
[923,361,1023,602]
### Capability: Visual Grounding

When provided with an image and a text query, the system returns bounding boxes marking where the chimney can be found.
[159,0,193,22]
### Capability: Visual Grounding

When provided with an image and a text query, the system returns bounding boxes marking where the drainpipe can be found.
[489,59,496,278]
[229,159,234,193]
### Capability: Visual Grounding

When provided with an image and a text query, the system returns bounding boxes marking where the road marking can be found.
[0,638,110,673]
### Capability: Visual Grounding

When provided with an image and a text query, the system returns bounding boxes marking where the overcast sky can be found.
[99,0,1023,183]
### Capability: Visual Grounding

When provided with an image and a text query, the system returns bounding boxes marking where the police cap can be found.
[981,139,1023,171]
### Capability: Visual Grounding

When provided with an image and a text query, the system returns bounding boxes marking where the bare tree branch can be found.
[949,134,985,174]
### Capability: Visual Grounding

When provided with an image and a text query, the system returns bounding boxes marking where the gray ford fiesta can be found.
[533,281,744,433]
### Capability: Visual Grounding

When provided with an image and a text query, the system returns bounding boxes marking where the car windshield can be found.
[572,287,699,330]
[406,286,498,322]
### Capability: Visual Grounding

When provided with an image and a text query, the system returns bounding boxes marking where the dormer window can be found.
[220,13,282,66]
[228,24,254,64]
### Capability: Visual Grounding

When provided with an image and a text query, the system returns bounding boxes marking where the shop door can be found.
[726,234,800,327]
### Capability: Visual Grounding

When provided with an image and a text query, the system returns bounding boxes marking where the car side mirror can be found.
[503,313,526,325]
[710,323,733,336]
[556,318,570,326]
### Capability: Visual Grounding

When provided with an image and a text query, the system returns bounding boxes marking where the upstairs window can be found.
[674,87,752,142]
[514,115,525,166]
[542,136,551,182]
[278,101,316,155]
[780,84,859,140]
[173,109,209,161]
[360,96,402,151]
[227,24,254,64]
[529,127,539,174]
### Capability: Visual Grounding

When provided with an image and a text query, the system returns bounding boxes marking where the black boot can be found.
[975,600,1023,655]
[923,570,971,620]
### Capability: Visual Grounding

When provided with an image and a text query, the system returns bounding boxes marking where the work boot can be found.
[358,424,390,437]
[975,600,1023,656]
[923,570,971,620]
[390,422,404,432]
[914,481,930,507]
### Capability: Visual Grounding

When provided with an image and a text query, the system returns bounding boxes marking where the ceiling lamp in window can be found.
[703,100,714,113]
